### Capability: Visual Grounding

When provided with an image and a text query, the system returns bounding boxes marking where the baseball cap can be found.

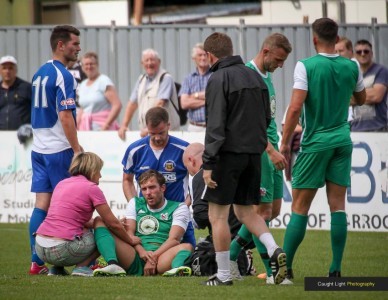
[0,55,17,65]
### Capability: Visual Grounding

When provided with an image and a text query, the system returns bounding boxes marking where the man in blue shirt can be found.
[179,43,211,132]
[29,25,82,276]
[122,107,195,248]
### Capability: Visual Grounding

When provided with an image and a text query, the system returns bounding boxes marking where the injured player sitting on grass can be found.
[93,169,193,277]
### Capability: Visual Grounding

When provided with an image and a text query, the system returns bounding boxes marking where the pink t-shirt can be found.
[37,175,107,240]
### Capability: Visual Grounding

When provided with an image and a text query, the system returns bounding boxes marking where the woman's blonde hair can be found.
[69,152,103,181]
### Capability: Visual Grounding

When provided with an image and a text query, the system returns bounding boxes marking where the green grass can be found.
[0,223,387,300]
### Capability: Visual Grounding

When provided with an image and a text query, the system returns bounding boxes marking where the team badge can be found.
[164,160,175,172]
[260,188,267,197]
[138,215,159,235]
[160,213,169,220]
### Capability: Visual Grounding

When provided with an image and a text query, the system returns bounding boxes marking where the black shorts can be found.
[203,152,261,206]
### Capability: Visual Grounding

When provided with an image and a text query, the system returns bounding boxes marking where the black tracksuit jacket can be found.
[203,55,271,170]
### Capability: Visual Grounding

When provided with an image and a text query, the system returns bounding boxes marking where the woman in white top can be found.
[77,52,122,130]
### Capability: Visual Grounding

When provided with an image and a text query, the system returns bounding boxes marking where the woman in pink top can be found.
[35,152,139,276]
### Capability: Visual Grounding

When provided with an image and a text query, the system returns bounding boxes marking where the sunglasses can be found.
[355,49,371,55]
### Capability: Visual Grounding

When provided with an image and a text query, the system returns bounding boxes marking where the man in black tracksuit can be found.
[201,32,287,286]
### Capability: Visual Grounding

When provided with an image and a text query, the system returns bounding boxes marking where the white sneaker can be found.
[266,275,275,285]
[230,260,243,281]
[93,264,126,277]
[280,277,294,285]
[266,275,293,285]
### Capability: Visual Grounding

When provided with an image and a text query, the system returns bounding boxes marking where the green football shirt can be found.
[134,197,180,251]
[246,60,279,145]
[298,54,359,152]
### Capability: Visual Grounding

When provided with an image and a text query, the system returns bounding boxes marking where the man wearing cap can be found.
[0,55,32,130]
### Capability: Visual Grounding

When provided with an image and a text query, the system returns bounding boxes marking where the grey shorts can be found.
[35,231,96,267]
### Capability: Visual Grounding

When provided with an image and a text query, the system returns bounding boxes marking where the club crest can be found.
[164,160,175,172]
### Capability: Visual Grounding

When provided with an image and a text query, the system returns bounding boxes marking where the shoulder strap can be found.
[139,73,147,83]
[159,72,179,114]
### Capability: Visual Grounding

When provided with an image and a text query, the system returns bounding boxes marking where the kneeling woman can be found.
[35,152,139,276]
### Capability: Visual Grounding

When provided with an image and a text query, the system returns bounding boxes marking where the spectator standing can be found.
[77,52,122,130]
[201,32,287,286]
[121,107,195,248]
[0,55,32,130]
[35,152,138,276]
[351,39,388,131]
[179,43,211,132]
[228,33,292,284]
[335,36,362,122]
[334,37,355,60]
[280,18,365,282]
[29,25,83,275]
[118,48,180,138]
[92,170,192,277]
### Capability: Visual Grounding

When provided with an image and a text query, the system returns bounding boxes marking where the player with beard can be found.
[122,107,195,248]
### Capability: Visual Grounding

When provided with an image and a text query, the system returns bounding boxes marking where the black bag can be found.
[160,73,188,126]
[186,240,217,276]
[173,81,188,126]
[186,240,250,276]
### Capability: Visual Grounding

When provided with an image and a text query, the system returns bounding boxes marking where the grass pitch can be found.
[0,223,387,300]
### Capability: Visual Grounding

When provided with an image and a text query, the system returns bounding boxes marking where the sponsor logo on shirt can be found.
[270,95,276,118]
[140,166,149,170]
[60,98,76,106]
[138,215,159,235]
[161,172,176,183]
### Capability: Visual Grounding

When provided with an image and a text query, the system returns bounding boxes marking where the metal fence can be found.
[1,22,387,127]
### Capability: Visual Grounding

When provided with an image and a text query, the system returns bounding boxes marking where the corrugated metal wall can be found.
[1,23,387,127]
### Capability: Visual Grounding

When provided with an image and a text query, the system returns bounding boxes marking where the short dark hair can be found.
[312,18,338,44]
[355,39,373,50]
[50,25,80,51]
[204,32,233,59]
[262,33,292,54]
[145,107,169,127]
[138,169,166,187]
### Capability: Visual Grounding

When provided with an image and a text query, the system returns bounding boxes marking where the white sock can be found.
[259,232,278,257]
[215,251,230,281]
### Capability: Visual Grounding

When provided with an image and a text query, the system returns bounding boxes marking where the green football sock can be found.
[94,227,118,263]
[329,211,347,273]
[252,220,272,276]
[171,250,192,268]
[230,225,252,261]
[283,212,308,269]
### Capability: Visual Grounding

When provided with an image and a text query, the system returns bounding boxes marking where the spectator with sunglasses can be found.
[352,39,388,132]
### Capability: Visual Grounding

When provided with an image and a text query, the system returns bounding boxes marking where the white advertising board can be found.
[0,131,386,232]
